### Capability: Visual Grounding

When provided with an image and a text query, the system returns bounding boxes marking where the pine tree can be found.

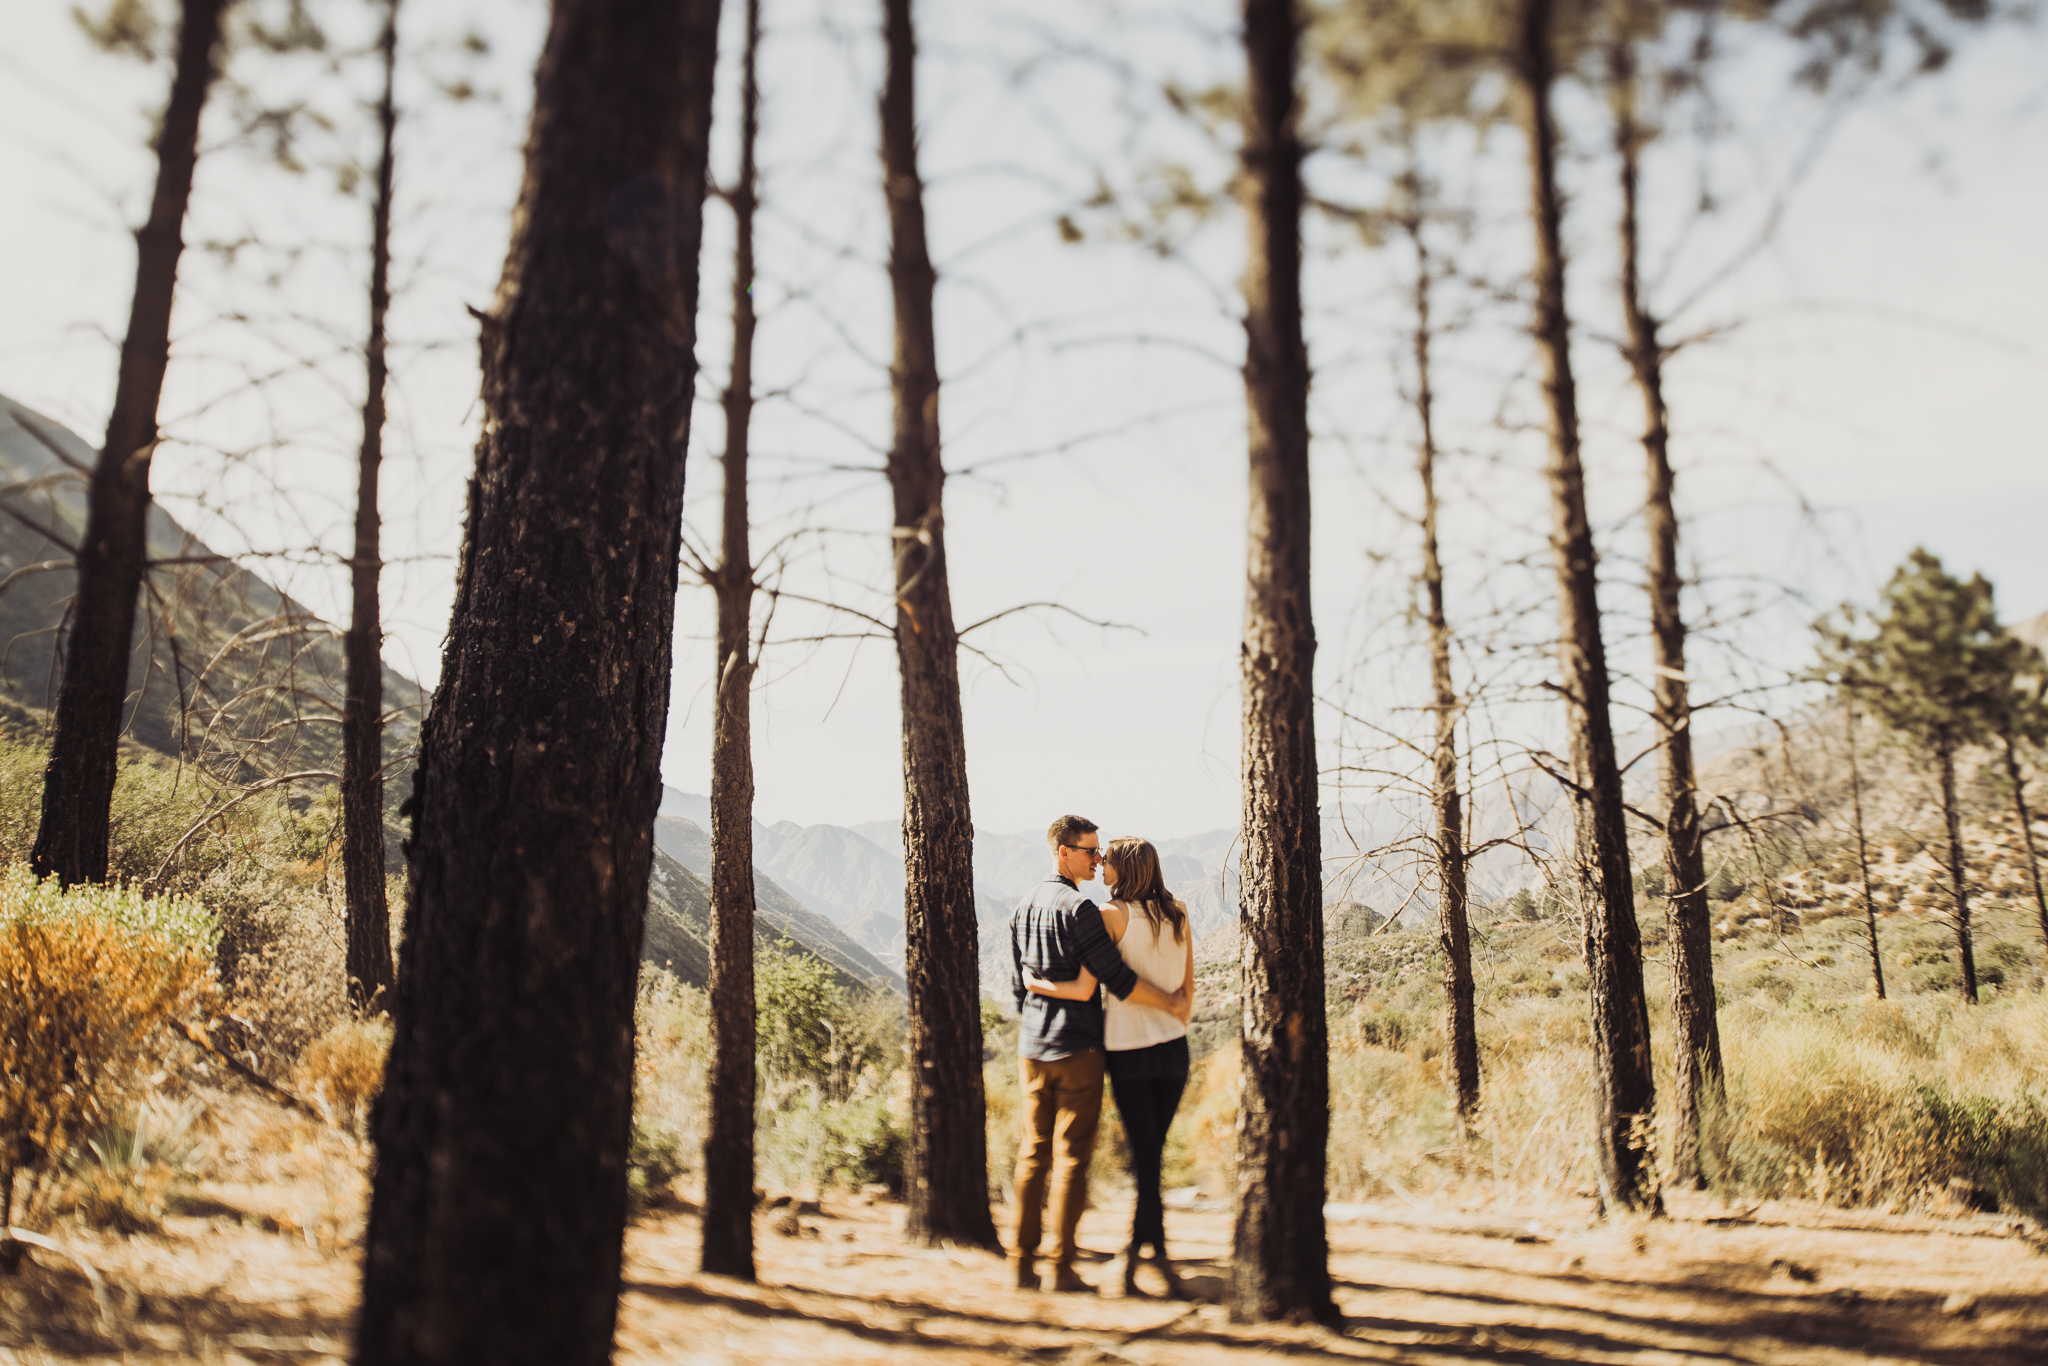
[1987,637,2048,953]
[878,0,998,1251]
[1231,0,1337,1325]
[32,0,232,887]
[1512,0,1659,1212]
[342,0,400,1017]
[354,0,722,1358]
[1820,549,2021,1003]
[701,0,765,1283]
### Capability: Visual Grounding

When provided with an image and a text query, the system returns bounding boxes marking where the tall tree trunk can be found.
[31,0,229,887]
[1408,224,1477,1129]
[1513,0,1659,1214]
[1847,706,1886,999]
[353,0,721,1359]
[701,0,762,1284]
[878,0,997,1251]
[1612,42,1717,1189]
[1230,0,1335,1326]
[343,0,400,1017]
[1999,732,2048,951]
[1937,739,1979,1003]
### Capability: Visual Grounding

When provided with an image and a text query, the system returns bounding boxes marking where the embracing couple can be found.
[1006,813,1196,1297]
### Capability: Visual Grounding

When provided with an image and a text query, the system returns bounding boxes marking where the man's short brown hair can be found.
[1046,814,1098,852]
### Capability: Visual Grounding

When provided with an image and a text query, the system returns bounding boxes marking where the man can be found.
[1008,814,1188,1293]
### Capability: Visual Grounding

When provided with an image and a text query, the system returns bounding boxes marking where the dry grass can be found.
[296,1018,391,1134]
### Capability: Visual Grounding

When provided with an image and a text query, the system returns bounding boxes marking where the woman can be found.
[1023,835,1196,1298]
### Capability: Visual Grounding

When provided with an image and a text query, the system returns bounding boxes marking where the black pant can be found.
[1107,1036,1190,1256]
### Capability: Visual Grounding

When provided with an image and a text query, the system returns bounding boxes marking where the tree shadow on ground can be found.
[625,1246,2045,1366]
[1331,1268,2045,1366]
[0,1256,353,1360]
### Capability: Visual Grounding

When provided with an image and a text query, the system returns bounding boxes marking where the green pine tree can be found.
[1818,548,2027,1002]
[1987,637,2048,953]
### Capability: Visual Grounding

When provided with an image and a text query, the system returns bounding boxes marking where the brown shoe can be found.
[1048,1263,1095,1295]
[1007,1254,1038,1291]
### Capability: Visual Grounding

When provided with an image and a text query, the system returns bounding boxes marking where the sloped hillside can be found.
[651,813,900,990]
[0,396,876,986]
[0,394,426,787]
[642,846,887,994]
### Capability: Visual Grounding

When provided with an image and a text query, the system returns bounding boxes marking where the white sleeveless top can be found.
[1103,899,1190,1051]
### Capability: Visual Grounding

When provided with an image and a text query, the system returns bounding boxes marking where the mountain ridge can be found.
[0,395,874,988]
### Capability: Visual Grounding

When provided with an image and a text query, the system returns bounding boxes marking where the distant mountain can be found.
[650,813,900,990]
[659,758,1584,982]
[641,846,877,994]
[2015,610,2047,651]
[658,784,1527,978]
[0,398,878,988]
[0,395,428,774]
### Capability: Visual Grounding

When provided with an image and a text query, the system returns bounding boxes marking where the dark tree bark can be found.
[1512,0,1659,1214]
[1229,0,1336,1326]
[1997,732,2048,951]
[1936,739,1979,1003]
[343,0,400,1018]
[1406,223,1477,1129]
[878,0,997,1251]
[700,0,762,1284]
[32,0,230,888]
[353,0,721,1360]
[1612,43,1717,1188]
[1846,707,1886,999]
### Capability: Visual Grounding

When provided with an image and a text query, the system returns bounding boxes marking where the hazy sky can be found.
[2,0,2043,842]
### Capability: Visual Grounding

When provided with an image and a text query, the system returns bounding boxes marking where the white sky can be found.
[1,0,2043,842]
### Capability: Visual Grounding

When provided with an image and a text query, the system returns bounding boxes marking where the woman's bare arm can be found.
[1101,901,1129,943]
[1023,964,1098,999]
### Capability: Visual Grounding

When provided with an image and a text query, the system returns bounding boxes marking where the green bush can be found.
[1916,1088,2048,1221]
[820,1095,906,1194]
[627,1119,686,1213]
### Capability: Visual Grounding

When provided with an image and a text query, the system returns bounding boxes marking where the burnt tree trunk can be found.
[878,0,997,1251]
[343,0,400,1017]
[701,0,762,1284]
[1612,45,1717,1188]
[353,0,721,1360]
[1847,707,1886,999]
[1999,732,2048,952]
[1230,0,1336,1326]
[1408,226,1477,1129]
[1937,739,1979,1003]
[32,0,229,887]
[1513,0,1659,1214]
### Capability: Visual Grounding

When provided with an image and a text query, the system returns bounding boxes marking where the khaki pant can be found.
[1010,1048,1104,1268]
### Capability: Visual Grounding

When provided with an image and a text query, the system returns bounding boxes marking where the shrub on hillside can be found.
[0,730,350,1089]
[634,966,710,1173]
[65,1098,207,1234]
[627,1119,687,1213]
[1703,996,2048,1218]
[298,1017,392,1132]
[0,869,217,1241]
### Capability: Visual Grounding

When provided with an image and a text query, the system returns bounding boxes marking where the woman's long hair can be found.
[1104,837,1186,945]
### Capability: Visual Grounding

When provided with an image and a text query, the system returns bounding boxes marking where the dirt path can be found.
[6,1184,2044,1363]
[615,1191,2048,1365]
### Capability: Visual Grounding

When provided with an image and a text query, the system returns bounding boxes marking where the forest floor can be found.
[4,1090,2046,1366]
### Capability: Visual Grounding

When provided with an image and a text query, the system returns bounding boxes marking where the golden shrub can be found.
[0,866,217,1230]
[297,1017,392,1127]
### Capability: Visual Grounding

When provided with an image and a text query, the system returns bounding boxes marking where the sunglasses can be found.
[1060,844,1105,861]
